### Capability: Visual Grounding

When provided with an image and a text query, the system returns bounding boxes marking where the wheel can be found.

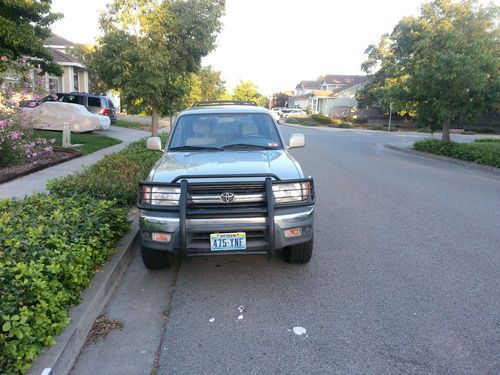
[283,239,313,264]
[141,244,171,269]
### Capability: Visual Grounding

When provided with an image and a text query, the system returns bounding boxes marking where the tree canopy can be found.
[358,0,499,141]
[272,92,290,108]
[232,80,265,106]
[184,66,226,107]
[90,0,225,134]
[0,0,62,75]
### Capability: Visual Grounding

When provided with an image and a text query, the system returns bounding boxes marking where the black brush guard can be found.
[138,174,315,259]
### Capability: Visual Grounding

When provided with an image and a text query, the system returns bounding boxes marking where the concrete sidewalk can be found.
[0,126,150,199]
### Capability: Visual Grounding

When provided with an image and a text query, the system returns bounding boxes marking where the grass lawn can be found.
[114,119,146,129]
[413,138,500,168]
[34,130,122,155]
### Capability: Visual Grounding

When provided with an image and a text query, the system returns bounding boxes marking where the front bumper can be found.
[138,175,315,258]
[139,205,314,257]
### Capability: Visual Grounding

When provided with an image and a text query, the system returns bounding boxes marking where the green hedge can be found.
[0,195,129,374]
[413,138,500,168]
[1,134,167,374]
[47,134,168,206]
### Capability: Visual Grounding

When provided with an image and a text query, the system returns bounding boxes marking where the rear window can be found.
[87,97,101,107]
[60,94,84,105]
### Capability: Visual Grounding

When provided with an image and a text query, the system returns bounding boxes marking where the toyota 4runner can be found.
[138,100,315,269]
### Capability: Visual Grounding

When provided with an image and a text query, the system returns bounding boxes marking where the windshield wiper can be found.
[170,145,223,151]
[222,143,275,150]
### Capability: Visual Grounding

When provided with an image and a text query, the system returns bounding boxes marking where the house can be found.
[289,74,372,117]
[43,34,89,93]
[294,80,321,95]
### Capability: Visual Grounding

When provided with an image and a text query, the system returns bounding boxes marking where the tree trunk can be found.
[151,107,159,136]
[441,119,450,143]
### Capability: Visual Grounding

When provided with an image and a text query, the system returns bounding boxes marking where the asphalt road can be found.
[72,125,500,375]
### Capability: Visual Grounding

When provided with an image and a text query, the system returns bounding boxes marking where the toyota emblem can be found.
[220,192,235,203]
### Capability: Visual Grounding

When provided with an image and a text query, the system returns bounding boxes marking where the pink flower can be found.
[0,120,6,127]
[35,66,43,74]
[32,152,38,158]
[10,131,20,140]
[29,101,37,107]
[50,138,56,144]
[43,146,53,153]
[1,56,7,62]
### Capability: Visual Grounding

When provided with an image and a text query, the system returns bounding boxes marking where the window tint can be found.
[87,97,101,107]
[61,94,84,105]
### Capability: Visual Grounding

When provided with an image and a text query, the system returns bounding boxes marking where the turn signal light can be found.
[284,227,303,238]
[152,232,171,242]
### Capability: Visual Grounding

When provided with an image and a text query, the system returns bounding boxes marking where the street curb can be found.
[280,121,430,136]
[27,219,140,375]
[385,143,500,176]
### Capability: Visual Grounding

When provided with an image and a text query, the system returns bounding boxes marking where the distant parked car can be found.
[22,101,110,132]
[44,92,117,123]
[269,109,281,122]
[284,108,306,117]
[271,107,284,117]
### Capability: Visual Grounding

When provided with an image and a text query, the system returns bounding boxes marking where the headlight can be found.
[142,186,180,206]
[272,182,311,204]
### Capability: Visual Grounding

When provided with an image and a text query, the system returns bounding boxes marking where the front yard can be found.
[33,130,121,155]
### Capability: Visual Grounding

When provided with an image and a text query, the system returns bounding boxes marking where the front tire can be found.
[283,239,313,264]
[141,245,171,269]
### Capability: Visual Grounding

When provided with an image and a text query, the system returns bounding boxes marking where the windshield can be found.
[169,113,283,151]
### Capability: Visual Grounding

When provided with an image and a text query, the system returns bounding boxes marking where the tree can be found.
[232,80,265,106]
[272,92,290,108]
[91,0,225,135]
[0,0,62,75]
[67,44,109,94]
[184,66,226,107]
[359,0,499,142]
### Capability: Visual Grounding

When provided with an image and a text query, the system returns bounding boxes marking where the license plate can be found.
[210,232,246,251]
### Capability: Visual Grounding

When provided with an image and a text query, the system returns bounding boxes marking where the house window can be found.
[73,72,79,91]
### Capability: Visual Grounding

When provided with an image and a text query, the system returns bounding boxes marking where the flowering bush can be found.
[0,56,55,168]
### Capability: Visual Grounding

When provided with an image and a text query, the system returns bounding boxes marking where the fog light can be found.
[152,232,171,242]
[284,227,303,237]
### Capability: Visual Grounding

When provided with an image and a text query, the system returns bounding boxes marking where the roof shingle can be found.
[47,48,84,65]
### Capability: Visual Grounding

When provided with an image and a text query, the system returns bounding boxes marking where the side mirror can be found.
[146,136,162,151]
[288,133,305,148]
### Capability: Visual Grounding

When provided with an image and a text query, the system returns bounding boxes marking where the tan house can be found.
[44,34,89,93]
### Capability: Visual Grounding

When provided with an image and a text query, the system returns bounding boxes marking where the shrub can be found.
[475,138,500,143]
[413,138,500,168]
[47,134,169,206]
[310,114,332,124]
[0,111,55,168]
[0,194,129,374]
[0,56,55,168]
[283,117,299,124]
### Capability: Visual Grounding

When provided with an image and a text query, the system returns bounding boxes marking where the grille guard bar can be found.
[137,174,315,260]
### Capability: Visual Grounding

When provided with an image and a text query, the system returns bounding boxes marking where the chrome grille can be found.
[188,184,266,207]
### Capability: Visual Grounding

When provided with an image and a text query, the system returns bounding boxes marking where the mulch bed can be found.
[0,147,82,184]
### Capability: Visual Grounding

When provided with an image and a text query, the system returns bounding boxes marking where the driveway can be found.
[71,125,500,374]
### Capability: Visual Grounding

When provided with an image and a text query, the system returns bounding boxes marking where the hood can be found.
[149,150,303,183]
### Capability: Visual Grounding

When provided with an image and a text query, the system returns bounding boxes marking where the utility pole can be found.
[388,102,393,132]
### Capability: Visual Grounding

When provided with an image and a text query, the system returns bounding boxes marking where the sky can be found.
[51,0,429,95]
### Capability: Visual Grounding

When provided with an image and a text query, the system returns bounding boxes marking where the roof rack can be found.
[191,100,258,107]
